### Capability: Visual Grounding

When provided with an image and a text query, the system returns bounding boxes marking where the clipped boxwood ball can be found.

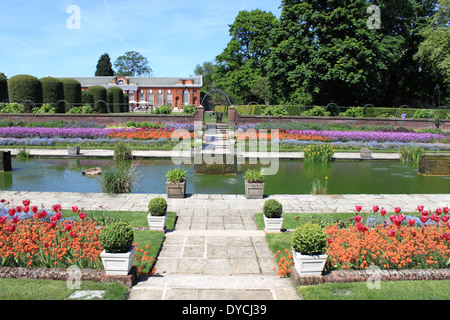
[100,221,134,253]
[148,197,167,216]
[263,199,283,218]
[290,223,327,256]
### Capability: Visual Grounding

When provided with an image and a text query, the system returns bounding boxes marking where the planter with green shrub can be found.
[290,223,328,276]
[99,221,135,275]
[263,199,283,232]
[244,168,264,199]
[165,168,187,198]
[147,197,168,231]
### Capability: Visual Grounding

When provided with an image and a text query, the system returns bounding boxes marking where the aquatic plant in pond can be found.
[399,145,424,164]
[304,144,335,162]
[311,177,328,194]
[100,161,138,194]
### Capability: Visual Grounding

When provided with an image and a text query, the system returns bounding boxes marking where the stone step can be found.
[132,274,294,291]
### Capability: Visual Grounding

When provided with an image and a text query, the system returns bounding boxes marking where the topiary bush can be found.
[99,221,134,253]
[290,223,328,256]
[122,93,129,113]
[81,90,94,106]
[263,199,283,218]
[107,86,124,113]
[148,197,168,216]
[61,78,82,108]
[87,86,107,113]
[8,75,43,112]
[40,76,64,106]
[0,73,8,103]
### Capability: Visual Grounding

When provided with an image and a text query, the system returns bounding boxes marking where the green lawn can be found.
[0,278,128,300]
[297,280,450,300]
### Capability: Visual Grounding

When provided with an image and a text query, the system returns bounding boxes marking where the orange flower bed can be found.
[0,212,103,270]
[326,222,450,270]
[0,200,157,275]
[106,128,193,140]
[272,205,450,277]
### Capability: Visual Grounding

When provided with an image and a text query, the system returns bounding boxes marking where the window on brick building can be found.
[148,92,154,106]
[167,91,172,105]
[158,92,163,106]
[183,89,190,105]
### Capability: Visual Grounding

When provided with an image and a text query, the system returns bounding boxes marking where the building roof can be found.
[56,76,202,89]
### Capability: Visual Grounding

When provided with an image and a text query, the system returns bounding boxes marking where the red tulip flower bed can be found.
[274,205,450,278]
[0,200,155,276]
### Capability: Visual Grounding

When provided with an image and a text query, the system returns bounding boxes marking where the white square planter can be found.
[292,249,327,276]
[245,181,264,199]
[147,213,167,231]
[67,146,80,156]
[100,245,135,276]
[263,215,283,233]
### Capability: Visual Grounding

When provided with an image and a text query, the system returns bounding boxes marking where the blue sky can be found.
[0,0,281,79]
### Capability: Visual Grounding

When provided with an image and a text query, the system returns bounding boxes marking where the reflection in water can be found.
[0,158,448,195]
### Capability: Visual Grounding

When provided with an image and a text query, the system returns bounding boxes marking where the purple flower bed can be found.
[0,127,115,139]
[0,124,195,140]
[285,129,446,143]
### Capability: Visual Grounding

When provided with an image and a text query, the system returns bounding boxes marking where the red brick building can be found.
[59,76,202,110]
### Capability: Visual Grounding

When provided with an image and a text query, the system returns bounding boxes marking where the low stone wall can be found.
[0,266,137,288]
[418,153,450,176]
[0,107,204,126]
[228,106,450,131]
[291,267,450,286]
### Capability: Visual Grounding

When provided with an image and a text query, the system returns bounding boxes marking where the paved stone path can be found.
[1,147,401,160]
[1,190,448,300]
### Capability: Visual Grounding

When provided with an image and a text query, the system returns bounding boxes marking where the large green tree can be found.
[114,51,152,77]
[95,53,115,76]
[267,0,439,107]
[213,9,278,105]
[415,0,450,106]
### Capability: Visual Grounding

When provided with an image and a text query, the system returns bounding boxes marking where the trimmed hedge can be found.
[0,73,8,103]
[7,75,42,112]
[61,78,82,108]
[87,86,108,113]
[123,93,129,112]
[40,77,64,104]
[81,90,94,106]
[107,86,124,113]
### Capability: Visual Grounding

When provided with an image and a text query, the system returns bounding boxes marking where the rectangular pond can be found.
[0,158,448,195]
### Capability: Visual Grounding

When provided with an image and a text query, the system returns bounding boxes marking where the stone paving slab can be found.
[1,147,401,160]
[0,191,448,214]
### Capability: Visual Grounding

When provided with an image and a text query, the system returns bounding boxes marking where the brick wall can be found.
[228,106,450,131]
[0,107,204,126]
[291,267,450,286]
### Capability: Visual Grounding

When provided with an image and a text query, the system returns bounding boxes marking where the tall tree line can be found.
[195,0,449,108]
